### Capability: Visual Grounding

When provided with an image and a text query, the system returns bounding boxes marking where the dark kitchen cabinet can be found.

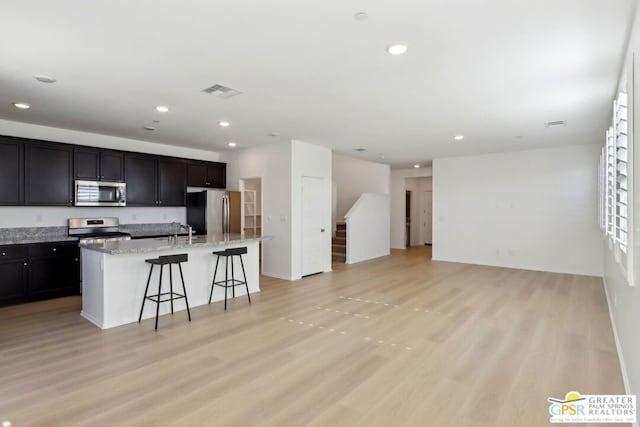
[27,242,79,301]
[158,158,187,206]
[125,153,158,206]
[0,136,24,205]
[74,148,124,182]
[25,142,73,206]
[0,245,28,306]
[0,242,79,307]
[187,161,226,188]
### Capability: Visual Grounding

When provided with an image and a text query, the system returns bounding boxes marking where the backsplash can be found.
[0,206,186,228]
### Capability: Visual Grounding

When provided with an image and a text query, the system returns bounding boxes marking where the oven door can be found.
[75,180,126,206]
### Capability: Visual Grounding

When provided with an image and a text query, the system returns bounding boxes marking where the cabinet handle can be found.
[52,248,57,252]
[1,252,5,256]
[23,262,27,266]
[75,258,79,262]
[159,200,162,205]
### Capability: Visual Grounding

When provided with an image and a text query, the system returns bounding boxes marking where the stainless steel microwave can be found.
[75,180,126,207]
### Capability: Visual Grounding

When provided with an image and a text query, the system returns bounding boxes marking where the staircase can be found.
[332,222,346,263]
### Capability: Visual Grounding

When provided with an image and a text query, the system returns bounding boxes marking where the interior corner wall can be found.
[291,140,332,280]
[432,144,603,276]
[390,167,433,249]
[332,153,390,220]
[221,142,293,280]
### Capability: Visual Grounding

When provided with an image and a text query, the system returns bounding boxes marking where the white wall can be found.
[603,3,640,398]
[0,206,185,228]
[0,119,220,160]
[390,167,433,249]
[345,193,390,264]
[222,142,293,280]
[432,144,603,276]
[332,153,390,220]
[291,141,332,279]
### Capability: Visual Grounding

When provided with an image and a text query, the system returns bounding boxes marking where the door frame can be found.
[239,176,264,274]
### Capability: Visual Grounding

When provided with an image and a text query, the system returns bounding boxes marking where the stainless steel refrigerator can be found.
[186,190,241,235]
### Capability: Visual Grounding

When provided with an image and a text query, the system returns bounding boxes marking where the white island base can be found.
[81,236,261,329]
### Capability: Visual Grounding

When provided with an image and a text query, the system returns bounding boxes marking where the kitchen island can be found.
[80,233,264,329]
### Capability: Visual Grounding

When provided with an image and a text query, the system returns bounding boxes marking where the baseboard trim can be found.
[262,271,293,281]
[602,277,632,399]
[80,310,104,330]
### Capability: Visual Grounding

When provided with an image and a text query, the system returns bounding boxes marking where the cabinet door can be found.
[187,161,208,187]
[0,259,27,306]
[207,162,226,188]
[0,137,24,205]
[125,154,158,206]
[27,255,79,300]
[74,148,101,181]
[100,150,124,182]
[25,142,73,206]
[158,158,187,206]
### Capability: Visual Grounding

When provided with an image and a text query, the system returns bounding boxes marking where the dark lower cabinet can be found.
[25,142,73,206]
[0,242,79,307]
[0,137,24,205]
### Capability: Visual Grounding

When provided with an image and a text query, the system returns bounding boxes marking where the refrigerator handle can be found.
[225,195,230,233]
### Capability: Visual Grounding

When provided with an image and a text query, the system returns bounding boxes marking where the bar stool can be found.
[209,247,251,310]
[139,253,191,330]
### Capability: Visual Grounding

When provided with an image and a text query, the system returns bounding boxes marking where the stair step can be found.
[332,244,346,254]
[336,222,347,230]
[335,231,346,238]
[332,253,346,262]
[332,237,346,245]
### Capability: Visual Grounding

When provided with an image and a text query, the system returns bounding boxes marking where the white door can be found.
[302,176,325,276]
[423,190,433,244]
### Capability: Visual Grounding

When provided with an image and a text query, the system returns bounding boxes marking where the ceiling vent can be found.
[544,120,566,128]
[202,84,242,99]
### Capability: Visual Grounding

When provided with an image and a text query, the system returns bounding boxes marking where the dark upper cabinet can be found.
[101,150,124,182]
[158,158,187,206]
[125,153,158,206]
[25,142,73,206]
[187,161,226,188]
[74,148,124,182]
[0,137,24,205]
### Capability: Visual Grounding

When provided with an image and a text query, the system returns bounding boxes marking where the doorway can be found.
[423,190,432,245]
[239,177,263,271]
[301,176,325,276]
[405,190,412,247]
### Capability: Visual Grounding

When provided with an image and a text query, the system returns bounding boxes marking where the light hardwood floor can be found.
[0,247,625,427]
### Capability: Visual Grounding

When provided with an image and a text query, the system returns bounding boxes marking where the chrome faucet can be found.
[172,223,193,243]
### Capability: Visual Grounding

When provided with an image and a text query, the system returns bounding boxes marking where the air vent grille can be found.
[202,84,242,99]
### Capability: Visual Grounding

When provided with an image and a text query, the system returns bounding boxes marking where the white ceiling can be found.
[0,0,635,167]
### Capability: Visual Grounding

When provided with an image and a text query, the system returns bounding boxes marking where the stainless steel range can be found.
[68,217,131,244]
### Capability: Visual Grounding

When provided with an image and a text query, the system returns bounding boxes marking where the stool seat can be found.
[139,253,191,330]
[210,246,251,310]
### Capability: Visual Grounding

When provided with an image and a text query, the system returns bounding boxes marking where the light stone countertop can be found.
[79,233,267,255]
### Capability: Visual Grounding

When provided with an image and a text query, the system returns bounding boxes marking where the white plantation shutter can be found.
[605,127,617,236]
[615,92,629,252]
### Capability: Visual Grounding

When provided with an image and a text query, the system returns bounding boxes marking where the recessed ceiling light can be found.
[354,148,366,152]
[387,44,408,55]
[228,142,237,147]
[354,12,369,21]
[155,105,169,113]
[219,121,230,127]
[143,126,156,131]
[454,135,464,141]
[414,164,420,169]
[13,102,30,109]
[34,74,56,83]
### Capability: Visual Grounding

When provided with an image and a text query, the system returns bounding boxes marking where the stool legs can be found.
[231,255,236,298]
[178,263,191,321]
[224,255,229,311]
[239,255,251,304]
[209,256,220,304]
[139,264,154,323]
[155,265,164,330]
[169,264,174,315]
